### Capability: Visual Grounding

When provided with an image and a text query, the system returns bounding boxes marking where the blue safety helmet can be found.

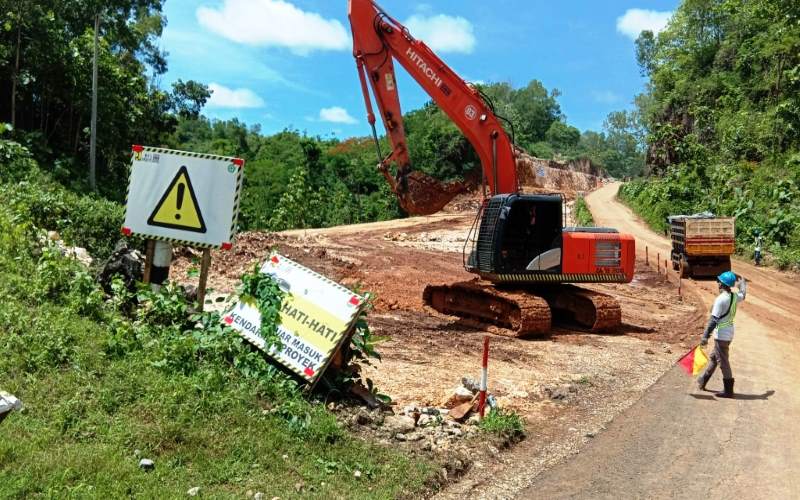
[717,271,736,288]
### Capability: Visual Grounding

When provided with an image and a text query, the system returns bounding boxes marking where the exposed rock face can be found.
[515,152,606,195]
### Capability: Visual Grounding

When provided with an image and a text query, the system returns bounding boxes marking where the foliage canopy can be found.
[622,0,800,268]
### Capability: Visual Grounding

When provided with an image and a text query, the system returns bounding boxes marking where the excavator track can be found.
[423,281,621,336]
[423,280,552,337]
[539,285,621,332]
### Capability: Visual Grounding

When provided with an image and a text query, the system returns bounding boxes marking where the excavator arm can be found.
[348,0,520,215]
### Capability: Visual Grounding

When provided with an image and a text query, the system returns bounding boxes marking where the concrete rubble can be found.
[42,230,93,267]
[540,383,579,401]
[138,458,155,471]
[339,374,504,456]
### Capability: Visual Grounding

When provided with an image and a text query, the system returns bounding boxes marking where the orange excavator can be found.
[348,0,635,336]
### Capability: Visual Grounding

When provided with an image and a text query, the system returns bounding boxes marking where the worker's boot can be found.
[715,378,735,398]
[697,373,710,391]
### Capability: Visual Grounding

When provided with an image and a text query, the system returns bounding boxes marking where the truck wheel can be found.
[680,258,691,278]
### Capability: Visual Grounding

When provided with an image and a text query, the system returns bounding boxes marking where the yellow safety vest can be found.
[718,293,737,329]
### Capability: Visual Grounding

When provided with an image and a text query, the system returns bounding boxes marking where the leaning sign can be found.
[122,145,244,249]
[224,254,366,384]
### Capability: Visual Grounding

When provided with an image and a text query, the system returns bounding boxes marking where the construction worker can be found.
[754,231,763,266]
[697,271,747,398]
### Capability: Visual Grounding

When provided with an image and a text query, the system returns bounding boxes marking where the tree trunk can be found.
[67,100,73,145]
[44,96,50,135]
[11,22,20,128]
[74,115,82,154]
[89,13,99,191]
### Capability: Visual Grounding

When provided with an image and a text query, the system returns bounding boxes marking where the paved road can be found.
[520,182,800,499]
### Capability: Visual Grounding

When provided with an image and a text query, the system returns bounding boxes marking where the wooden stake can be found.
[678,261,683,298]
[657,253,660,274]
[646,246,649,266]
[197,248,212,312]
[143,239,155,284]
[664,259,669,282]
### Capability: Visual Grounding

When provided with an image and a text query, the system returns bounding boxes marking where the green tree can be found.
[544,121,580,154]
[621,0,800,268]
[0,0,209,199]
[601,111,645,178]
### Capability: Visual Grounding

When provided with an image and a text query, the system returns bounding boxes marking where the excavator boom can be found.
[349,0,519,214]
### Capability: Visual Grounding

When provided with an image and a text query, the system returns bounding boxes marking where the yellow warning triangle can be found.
[147,166,207,233]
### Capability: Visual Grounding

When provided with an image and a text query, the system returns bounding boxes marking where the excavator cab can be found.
[468,194,565,276]
[467,194,633,284]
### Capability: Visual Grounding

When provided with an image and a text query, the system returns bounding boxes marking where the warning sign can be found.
[122,146,243,248]
[147,166,207,233]
[224,254,366,384]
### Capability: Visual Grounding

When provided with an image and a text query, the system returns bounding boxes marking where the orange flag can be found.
[678,345,709,376]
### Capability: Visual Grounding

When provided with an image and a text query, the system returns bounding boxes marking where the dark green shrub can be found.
[0,139,39,183]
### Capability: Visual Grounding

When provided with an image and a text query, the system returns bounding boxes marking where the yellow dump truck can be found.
[669,214,735,278]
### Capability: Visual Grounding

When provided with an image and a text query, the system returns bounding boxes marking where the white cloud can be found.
[319,107,358,125]
[616,9,672,39]
[591,90,621,104]
[207,83,265,109]
[197,0,349,55]
[404,13,476,54]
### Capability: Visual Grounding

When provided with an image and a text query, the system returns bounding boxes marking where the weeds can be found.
[479,408,525,440]
[573,196,595,227]
[332,290,392,404]
[0,201,435,497]
[239,265,285,351]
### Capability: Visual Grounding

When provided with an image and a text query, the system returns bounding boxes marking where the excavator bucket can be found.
[380,168,466,216]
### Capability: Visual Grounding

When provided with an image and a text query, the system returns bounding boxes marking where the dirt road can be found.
[520,182,800,499]
[173,191,712,497]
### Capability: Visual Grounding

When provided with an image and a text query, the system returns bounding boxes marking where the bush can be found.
[618,158,800,269]
[0,175,124,262]
[0,139,39,183]
[573,196,594,226]
[0,177,435,498]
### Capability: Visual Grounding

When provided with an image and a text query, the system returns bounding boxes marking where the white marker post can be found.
[479,336,490,419]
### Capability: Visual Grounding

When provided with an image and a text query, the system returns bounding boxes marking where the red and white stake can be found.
[479,336,490,418]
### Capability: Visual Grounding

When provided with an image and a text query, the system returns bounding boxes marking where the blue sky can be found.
[159,0,678,138]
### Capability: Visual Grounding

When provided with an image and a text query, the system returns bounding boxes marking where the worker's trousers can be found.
[702,339,732,380]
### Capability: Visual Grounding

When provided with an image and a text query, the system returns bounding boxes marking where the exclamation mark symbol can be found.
[175,183,185,220]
